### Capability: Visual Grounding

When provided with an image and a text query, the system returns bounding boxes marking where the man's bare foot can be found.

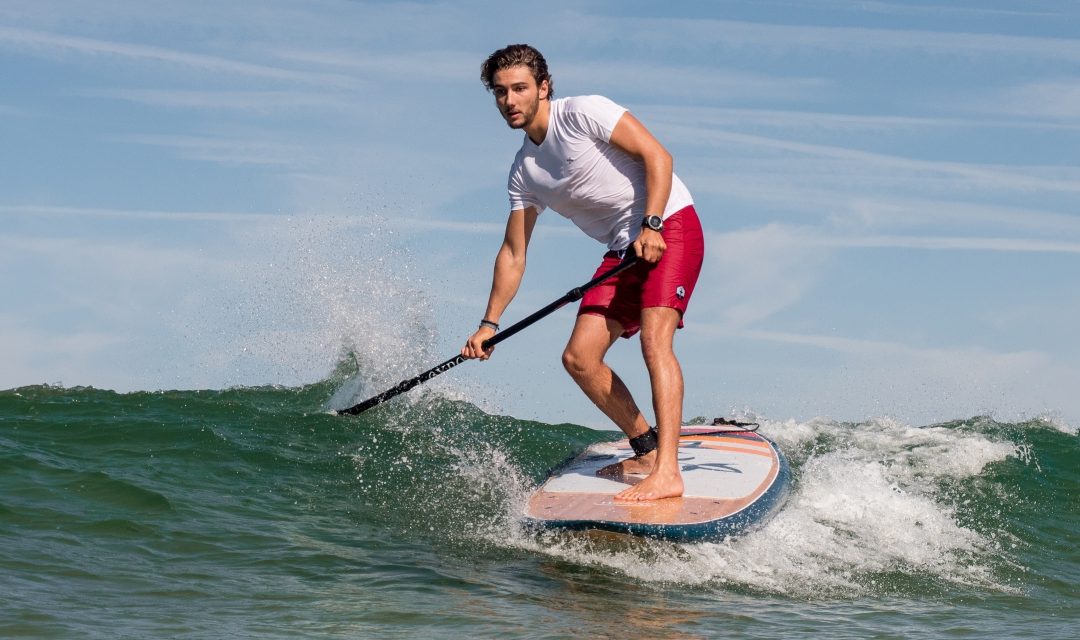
[597,450,656,477]
[614,469,684,501]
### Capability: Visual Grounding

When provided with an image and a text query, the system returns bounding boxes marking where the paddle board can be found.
[524,425,791,542]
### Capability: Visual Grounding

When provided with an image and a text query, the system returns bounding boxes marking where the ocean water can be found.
[1,379,1077,638]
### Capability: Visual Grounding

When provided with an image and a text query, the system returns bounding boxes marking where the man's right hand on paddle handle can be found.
[634,228,666,263]
[462,326,497,360]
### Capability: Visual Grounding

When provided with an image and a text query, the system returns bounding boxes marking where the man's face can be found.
[491,65,548,130]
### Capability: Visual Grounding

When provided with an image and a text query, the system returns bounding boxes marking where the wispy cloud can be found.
[116,133,314,168]
[686,321,1077,423]
[692,220,1080,333]
[694,225,829,328]
[681,170,1080,237]
[663,125,1080,194]
[770,0,1071,20]
[270,48,477,83]
[702,325,1050,365]
[0,204,287,222]
[0,26,355,86]
[0,103,32,117]
[838,198,1080,238]
[604,16,1080,62]
[981,78,1080,121]
[9,204,1072,254]
[0,204,515,236]
[717,222,1080,256]
[0,314,129,389]
[563,63,827,104]
[85,88,354,114]
[812,233,1080,253]
[647,105,1080,133]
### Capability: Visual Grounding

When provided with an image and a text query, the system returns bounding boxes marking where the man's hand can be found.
[634,228,667,263]
[461,326,497,360]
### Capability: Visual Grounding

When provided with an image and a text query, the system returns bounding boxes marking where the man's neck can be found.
[524,99,551,146]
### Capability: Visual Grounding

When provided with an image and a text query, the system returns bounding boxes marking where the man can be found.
[461,44,704,502]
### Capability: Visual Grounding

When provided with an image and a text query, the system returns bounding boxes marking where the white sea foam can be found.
[215,213,450,408]
[488,416,1022,597]
[1038,413,1078,435]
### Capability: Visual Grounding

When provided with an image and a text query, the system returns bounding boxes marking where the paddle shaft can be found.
[336,256,639,416]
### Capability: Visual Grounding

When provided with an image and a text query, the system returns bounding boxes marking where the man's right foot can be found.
[614,468,684,501]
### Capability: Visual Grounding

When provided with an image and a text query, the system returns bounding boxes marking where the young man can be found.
[461,44,704,501]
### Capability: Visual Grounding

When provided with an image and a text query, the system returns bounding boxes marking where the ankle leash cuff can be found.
[628,427,659,457]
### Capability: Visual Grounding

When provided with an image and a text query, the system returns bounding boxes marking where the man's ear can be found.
[539,79,550,100]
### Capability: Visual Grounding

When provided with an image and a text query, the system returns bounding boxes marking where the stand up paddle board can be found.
[524,425,791,542]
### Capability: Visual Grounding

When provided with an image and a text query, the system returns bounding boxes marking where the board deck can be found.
[524,426,791,542]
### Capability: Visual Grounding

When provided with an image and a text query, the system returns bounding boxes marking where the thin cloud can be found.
[0,204,288,222]
[86,88,355,114]
[0,26,355,86]
[0,205,515,236]
[0,104,32,117]
[663,125,1080,194]
[982,79,1080,121]
[707,326,1049,364]
[116,133,315,168]
[691,225,829,329]
[270,48,477,83]
[691,221,1079,332]
[717,223,1080,256]
[681,174,1080,239]
[768,0,1070,20]
[840,198,1080,238]
[814,234,1080,253]
[11,205,1073,254]
[648,105,1080,133]
[562,62,827,104]
[0,318,129,390]
[686,322,1077,424]
[603,16,1080,62]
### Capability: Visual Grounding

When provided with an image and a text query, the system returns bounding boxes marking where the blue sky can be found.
[2,0,1078,428]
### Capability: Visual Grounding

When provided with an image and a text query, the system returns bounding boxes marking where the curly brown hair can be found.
[480,44,553,98]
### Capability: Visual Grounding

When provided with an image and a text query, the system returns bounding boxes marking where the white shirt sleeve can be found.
[560,95,627,142]
[507,154,545,213]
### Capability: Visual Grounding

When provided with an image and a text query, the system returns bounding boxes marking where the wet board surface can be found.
[524,426,792,542]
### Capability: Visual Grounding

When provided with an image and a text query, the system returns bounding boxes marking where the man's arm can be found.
[462,207,539,360]
[608,111,672,263]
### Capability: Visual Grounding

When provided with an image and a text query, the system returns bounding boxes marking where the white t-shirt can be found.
[507,95,694,251]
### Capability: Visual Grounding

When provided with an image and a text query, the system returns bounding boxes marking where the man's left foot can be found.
[597,450,655,477]
[614,469,683,501]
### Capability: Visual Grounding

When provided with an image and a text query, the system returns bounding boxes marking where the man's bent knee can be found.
[562,347,589,380]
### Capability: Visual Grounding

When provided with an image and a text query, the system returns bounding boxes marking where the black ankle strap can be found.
[628,427,659,456]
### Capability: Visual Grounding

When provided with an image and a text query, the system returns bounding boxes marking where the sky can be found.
[2,0,1078,428]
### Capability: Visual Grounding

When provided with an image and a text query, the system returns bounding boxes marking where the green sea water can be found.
[1,380,1077,638]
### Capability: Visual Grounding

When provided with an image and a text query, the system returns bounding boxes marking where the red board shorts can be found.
[578,205,705,338]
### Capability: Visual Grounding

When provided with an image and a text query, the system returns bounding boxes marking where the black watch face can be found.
[646,216,663,231]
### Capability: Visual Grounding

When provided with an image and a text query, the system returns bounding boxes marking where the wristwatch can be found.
[642,215,664,233]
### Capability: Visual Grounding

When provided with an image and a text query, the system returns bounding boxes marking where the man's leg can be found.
[613,306,684,501]
[562,313,657,475]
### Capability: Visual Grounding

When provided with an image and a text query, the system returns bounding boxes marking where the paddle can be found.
[336,255,640,416]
